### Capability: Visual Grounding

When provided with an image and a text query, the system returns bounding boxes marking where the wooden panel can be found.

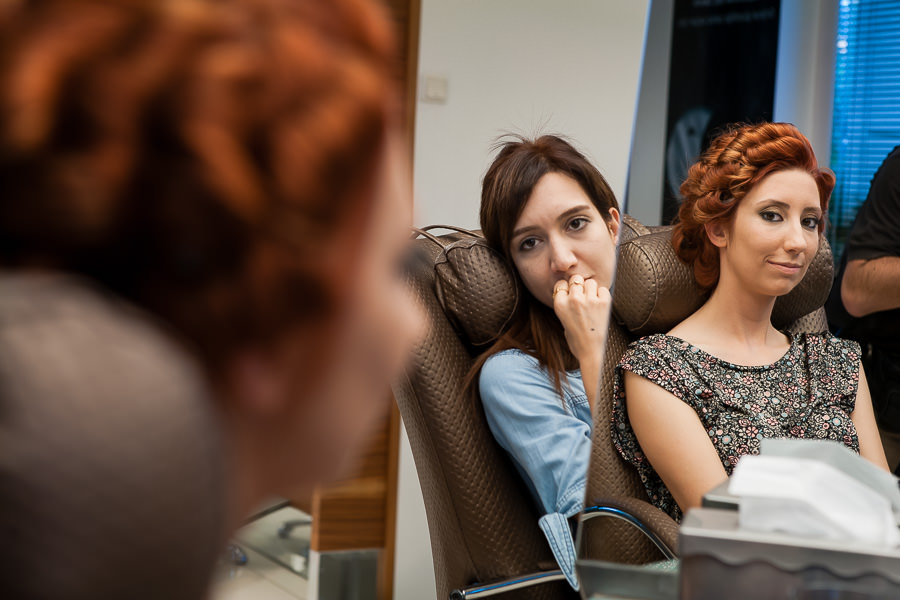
[305,410,393,552]
[388,0,421,152]
[310,477,388,552]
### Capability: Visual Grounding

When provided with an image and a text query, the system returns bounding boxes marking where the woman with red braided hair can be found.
[611,122,889,522]
[0,0,423,597]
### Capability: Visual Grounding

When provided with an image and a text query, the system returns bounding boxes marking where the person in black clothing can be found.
[827,146,900,475]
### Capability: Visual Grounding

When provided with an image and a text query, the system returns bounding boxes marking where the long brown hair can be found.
[672,122,835,291]
[0,0,398,379]
[467,134,619,396]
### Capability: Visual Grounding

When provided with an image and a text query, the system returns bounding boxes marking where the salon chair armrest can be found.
[580,496,679,560]
[449,569,569,600]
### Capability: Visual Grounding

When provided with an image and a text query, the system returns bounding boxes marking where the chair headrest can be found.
[612,226,834,336]
[434,234,519,347]
[416,216,651,347]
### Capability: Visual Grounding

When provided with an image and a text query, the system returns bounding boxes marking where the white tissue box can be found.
[679,507,900,600]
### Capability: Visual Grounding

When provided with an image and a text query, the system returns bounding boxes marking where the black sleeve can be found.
[826,146,900,341]
[845,146,900,262]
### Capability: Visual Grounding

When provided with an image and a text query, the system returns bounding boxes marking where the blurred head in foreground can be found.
[0,0,423,595]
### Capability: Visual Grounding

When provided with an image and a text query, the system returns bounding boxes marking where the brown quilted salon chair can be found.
[393,226,574,600]
[577,220,835,568]
[393,218,677,600]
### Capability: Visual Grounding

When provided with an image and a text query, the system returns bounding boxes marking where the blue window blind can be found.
[829,0,900,261]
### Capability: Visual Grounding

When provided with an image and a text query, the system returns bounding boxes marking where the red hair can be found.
[672,122,835,290]
[0,0,398,375]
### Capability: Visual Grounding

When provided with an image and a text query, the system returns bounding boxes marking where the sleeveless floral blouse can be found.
[611,332,862,522]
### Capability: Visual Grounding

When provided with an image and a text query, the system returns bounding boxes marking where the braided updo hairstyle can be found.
[0,0,397,375]
[671,122,835,291]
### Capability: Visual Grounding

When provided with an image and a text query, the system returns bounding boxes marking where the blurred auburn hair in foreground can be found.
[0,0,399,375]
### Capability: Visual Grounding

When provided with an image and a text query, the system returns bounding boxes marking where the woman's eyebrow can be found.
[555,204,594,222]
[511,204,594,239]
[512,224,540,239]
[756,199,790,209]
[756,199,822,214]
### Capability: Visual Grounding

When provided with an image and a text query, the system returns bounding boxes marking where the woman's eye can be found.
[760,210,782,222]
[802,216,821,230]
[518,237,538,251]
[568,217,588,231]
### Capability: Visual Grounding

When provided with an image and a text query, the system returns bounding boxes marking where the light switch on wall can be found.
[422,75,448,104]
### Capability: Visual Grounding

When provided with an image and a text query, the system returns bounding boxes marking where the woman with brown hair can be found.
[473,134,620,589]
[612,122,889,523]
[0,0,422,597]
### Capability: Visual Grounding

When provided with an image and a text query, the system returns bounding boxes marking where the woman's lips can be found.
[769,260,802,274]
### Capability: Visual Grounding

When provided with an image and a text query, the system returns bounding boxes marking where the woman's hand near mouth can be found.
[552,274,610,411]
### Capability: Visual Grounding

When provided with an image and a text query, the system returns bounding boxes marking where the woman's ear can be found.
[705,220,728,248]
[607,207,621,240]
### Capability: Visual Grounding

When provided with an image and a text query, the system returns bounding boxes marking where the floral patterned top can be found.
[611,332,862,522]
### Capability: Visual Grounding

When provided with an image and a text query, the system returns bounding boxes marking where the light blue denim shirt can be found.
[479,349,592,590]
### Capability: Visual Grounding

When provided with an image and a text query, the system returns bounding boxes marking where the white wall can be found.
[411,0,651,230]
[391,426,435,600]
[627,0,839,226]
[773,0,839,164]
[626,0,675,226]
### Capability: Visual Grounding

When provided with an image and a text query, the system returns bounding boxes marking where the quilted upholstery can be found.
[394,230,574,600]
[613,225,834,335]
[427,215,649,347]
[432,234,518,347]
[393,217,653,599]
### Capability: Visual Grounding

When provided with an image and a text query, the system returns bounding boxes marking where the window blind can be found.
[829,0,900,260]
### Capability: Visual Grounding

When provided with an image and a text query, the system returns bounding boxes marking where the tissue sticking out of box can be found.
[729,454,900,548]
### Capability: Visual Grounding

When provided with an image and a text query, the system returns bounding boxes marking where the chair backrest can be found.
[579,223,834,564]
[393,227,577,600]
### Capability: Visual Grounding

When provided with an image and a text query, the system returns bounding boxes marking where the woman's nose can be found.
[783,222,809,253]
[549,240,577,273]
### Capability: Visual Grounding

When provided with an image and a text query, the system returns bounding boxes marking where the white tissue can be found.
[728,454,900,548]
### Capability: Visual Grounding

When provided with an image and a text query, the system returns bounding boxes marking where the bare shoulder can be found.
[665,314,708,346]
